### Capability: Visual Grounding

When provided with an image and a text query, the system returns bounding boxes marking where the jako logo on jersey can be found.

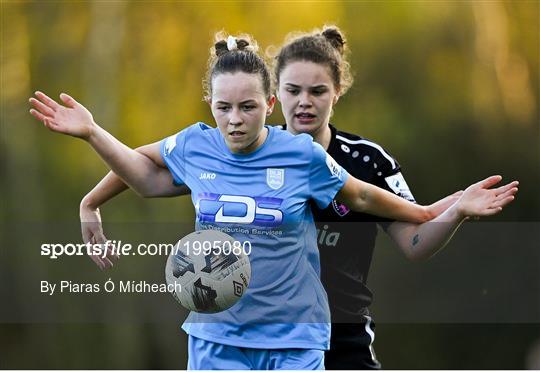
[325,154,342,178]
[199,172,216,180]
[197,193,283,227]
[266,168,284,190]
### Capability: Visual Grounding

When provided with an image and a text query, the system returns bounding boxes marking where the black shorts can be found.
[325,317,381,370]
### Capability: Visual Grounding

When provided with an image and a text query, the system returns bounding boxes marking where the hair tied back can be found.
[227,36,238,51]
[321,27,345,54]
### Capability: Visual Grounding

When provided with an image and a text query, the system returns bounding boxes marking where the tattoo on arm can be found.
[412,234,420,247]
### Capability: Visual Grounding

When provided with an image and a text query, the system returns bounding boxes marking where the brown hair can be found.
[204,32,272,100]
[273,25,353,96]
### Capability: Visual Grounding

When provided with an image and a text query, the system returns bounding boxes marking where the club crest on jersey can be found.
[332,200,350,217]
[266,168,284,190]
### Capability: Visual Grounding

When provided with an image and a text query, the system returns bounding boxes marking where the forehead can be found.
[212,72,266,101]
[280,61,334,86]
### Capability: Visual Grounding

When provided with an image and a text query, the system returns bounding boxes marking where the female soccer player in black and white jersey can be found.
[270,26,518,369]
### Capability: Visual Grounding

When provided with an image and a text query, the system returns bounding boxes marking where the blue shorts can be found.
[188,335,325,370]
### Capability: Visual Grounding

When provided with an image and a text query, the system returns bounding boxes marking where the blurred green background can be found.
[1,0,539,369]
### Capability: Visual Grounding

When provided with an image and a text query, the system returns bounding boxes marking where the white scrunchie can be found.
[227,36,238,51]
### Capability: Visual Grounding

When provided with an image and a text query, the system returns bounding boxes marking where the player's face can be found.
[210,72,275,154]
[278,61,339,137]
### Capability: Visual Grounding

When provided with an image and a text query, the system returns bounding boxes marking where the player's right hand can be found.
[80,201,119,270]
[29,91,96,140]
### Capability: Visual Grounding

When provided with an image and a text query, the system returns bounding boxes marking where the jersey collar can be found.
[278,123,338,152]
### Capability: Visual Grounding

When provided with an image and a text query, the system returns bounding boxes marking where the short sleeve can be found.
[377,170,416,230]
[309,142,349,209]
[368,142,415,203]
[160,129,188,186]
[382,172,415,203]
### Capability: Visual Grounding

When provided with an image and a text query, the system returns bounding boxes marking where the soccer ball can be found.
[165,230,251,313]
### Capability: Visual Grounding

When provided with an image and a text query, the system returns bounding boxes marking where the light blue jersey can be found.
[160,123,349,350]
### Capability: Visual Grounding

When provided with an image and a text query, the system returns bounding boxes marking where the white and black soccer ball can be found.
[165,230,251,313]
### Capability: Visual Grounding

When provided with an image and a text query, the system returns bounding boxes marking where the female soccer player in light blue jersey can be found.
[30,33,517,370]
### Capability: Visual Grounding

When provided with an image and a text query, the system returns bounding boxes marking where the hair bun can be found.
[214,40,229,57]
[214,37,254,57]
[236,39,250,50]
[322,27,345,54]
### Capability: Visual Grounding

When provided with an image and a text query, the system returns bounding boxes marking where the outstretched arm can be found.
[80,156,189,270]
[337,176,434,223]
[29,91,167,196]
[81,181,189,270]
[30,91,190,269]
[82,142,190,202]
[386,176,519,261]
[336,175,517,224]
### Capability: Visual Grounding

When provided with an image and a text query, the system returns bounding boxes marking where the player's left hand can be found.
[456,175,518,218]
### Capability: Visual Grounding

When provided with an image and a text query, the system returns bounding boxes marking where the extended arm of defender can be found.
[385,206,466,262]
[386,176,518,261]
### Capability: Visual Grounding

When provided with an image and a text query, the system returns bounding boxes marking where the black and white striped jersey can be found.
[279,124,415,322]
